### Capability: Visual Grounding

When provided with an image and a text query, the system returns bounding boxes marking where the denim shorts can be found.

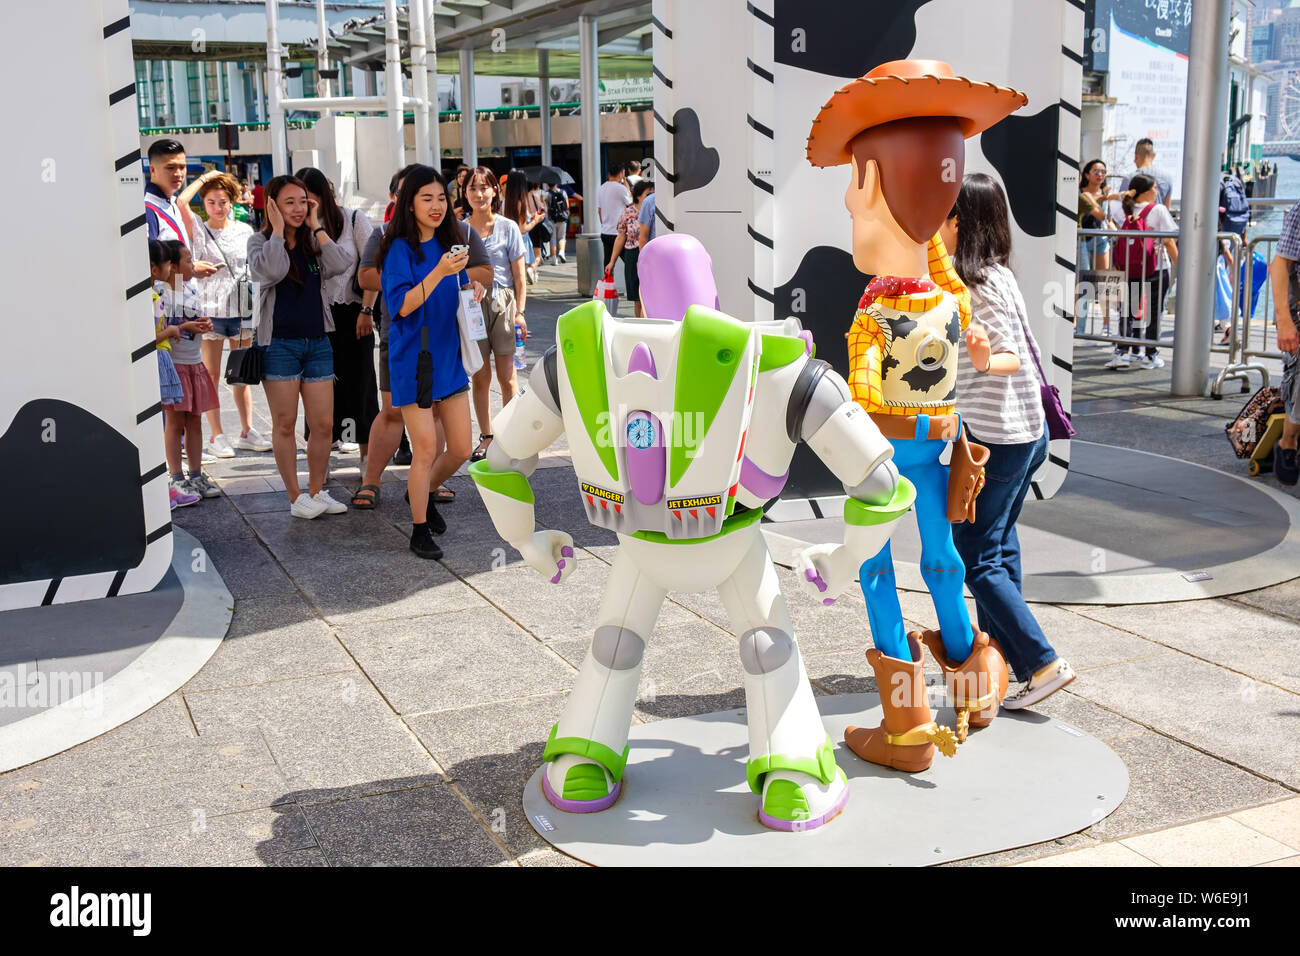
[261,336,334,384]
[1079,235,1111,261]
[203,317,249,340]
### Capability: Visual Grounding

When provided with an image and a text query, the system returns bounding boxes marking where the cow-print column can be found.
[747,0,777,322]
[108,0,173,599]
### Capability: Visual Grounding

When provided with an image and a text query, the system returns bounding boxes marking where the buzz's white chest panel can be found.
[557,313,762,540]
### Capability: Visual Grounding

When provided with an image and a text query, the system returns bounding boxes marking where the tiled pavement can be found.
[3,267,1298,866]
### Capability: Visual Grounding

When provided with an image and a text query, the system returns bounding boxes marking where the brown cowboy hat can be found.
[806,59,1028,168]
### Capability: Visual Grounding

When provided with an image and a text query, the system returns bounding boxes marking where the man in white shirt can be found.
[597,162,632,265]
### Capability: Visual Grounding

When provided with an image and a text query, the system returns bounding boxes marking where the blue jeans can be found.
[858,434,973,663]
[951,430,1056,681]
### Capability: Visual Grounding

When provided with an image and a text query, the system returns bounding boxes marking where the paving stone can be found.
[459,560,698,644]
[409,692,568,859]
[193,537,295,601]
[0,761,295,863]
[61,804,316,867]
[551,618,747,723]
[18,732,276,793]
[1082,732,1288,841]
[186,594,352,692]
[1075,599,1300,693]
[184,673,437,797]
[301,783,507,866]
[1016,840,1157,867]
[1229,577,1300,624]
[1025,689,1147,743]
[1231,796,1300,851]
[1068,653,1300,787]
[244,508,409,567]
[1027,603,1172,675]
[289,549,489,627]
[947,832,1098,867]
[1121,816,1296,867]
[223,847,330,867]
[337,608,573,716]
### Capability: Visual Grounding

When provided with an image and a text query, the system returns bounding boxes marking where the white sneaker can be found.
[1148,355,1166,368]
[290,493,328,519]
[201,446,220,464]
[1002,659,1076,710]
[208,433,236,458]
[234,428,272,452]
[332,440,360,454]
[312,490,348,514]
[1103,350,1131,369]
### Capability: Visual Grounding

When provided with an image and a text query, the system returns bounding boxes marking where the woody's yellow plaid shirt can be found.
[846,235,971,417]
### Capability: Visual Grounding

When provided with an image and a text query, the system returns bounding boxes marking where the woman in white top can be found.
[940,173,1075,710]
[1107,172,1178,370]
[189,173,271,456]
[296,167,379,465]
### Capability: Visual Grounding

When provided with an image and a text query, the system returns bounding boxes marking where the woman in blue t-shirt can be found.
[380,166,475,559]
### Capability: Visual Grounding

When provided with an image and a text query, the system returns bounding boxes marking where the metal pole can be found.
[266,0,288,175]
[426,1,440,166]
[384,0,405,171]
[1172,0,1233,396]
[539,48,552,167]
[315,0,332,117]
[459,47,477,168]
[578,15,600,233]
[410,0,430,164]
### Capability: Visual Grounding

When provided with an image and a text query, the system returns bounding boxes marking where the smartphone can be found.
[450,244,468,257]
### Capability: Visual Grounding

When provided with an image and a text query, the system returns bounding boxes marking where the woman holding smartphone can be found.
[380,165,480,559]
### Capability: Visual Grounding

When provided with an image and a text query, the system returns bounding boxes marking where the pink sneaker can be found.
[169,484,200,510]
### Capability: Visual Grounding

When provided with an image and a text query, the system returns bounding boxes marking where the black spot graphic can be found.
[884,314,918,340]
[945,307,961,344]
[881,354,900,378]
[901,363,948,394]
[671,108,720,196]
[774,0,938,79]
[942,385,957,403]
[979,105,1061,238]
[776,246,870,499]
[0,399,146,586]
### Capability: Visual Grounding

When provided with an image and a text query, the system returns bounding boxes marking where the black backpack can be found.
[1219,175,1249,236]
[548,189,569,223]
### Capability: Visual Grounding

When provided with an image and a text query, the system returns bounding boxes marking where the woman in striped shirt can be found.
[940,173,1075,710]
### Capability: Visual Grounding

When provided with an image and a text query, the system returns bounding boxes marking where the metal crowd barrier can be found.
[1074,227,1243,365]
[1213,233,1288,398]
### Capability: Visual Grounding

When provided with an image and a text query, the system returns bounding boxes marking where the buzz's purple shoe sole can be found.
[757,781,850,832]
[541,771,622,813]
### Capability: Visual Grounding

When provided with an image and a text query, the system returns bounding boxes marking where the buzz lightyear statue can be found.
[469,234,914,830]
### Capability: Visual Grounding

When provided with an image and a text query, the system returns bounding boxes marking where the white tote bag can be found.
[456,285,486,376]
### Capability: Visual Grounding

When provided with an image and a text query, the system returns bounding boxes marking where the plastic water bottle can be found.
[514,321,526,370]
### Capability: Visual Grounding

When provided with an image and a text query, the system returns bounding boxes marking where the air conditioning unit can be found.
[501,81,523,106]
[522,87,537,106]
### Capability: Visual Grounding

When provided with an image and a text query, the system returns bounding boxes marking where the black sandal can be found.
[470,433,493,463]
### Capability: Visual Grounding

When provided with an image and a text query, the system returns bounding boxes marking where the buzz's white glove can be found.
[794,542,859,606]
[512,529,577,584]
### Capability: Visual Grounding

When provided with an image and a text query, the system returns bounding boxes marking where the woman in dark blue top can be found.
[380,166,475,559]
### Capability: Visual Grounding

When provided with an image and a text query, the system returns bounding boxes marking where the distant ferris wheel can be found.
[1281,72,1300,140]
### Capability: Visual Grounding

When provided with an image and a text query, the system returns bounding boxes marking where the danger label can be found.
[580,482,625,504]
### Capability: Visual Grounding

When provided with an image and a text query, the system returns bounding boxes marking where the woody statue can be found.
[797,59,1027,772]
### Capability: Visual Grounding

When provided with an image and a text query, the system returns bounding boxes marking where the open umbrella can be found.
[518,164,573,186]
[417,326,434,408]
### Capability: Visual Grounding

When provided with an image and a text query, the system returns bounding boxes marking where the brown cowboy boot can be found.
[917,628,1009,742]
[844,633,958,772]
